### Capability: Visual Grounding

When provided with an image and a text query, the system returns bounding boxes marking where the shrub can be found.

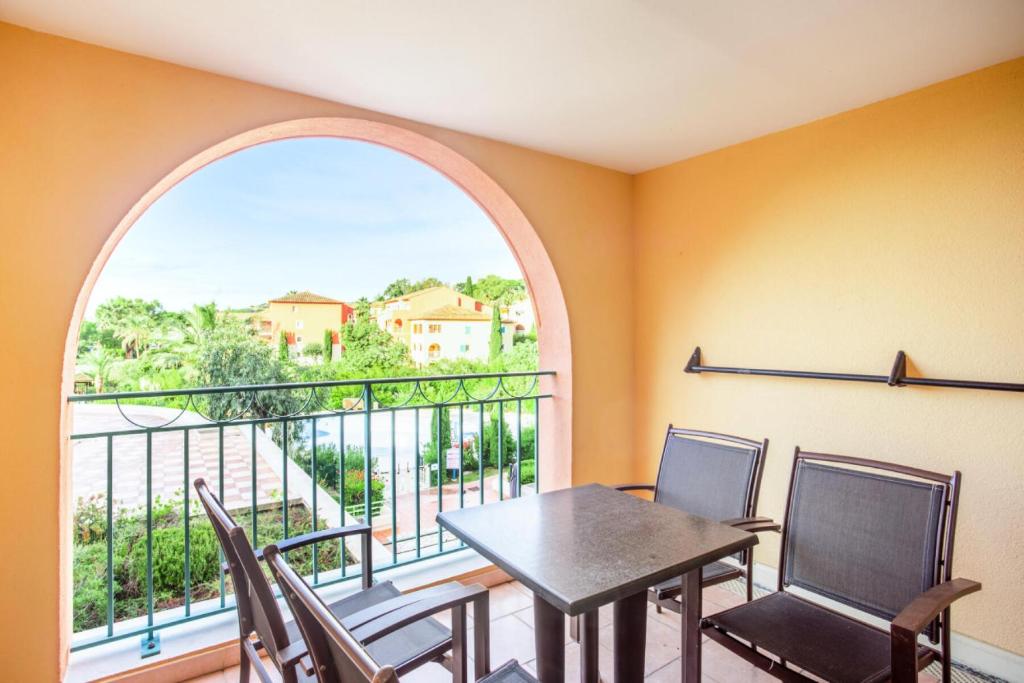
[519,459,535,486]
[302,341,324,358]
[74,494,106,545]
[73,543,112,631]
[128,524,219,597]
[342,470,385,509]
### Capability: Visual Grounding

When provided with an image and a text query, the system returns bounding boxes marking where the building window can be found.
[428,343,441,360]
[428,324,442,334]
[413,323,423,334]
[457,297,462,306]
[459,344,469,352]
[464,325,471,335]
[291,305,297,313]
[474,301,483,312]
[394,319,403,329]
[295,320,304,329]
[296,336,303,343]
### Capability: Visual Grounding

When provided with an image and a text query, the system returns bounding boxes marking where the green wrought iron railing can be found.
[68,370,553,656]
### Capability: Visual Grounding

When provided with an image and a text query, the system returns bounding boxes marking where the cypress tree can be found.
[322,328,333,363]
[488,305,503,363]
[278,331,289,361]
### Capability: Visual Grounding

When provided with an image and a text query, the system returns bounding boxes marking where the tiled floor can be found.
[184,580,944,682]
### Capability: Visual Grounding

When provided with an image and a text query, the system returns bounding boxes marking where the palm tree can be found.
[111,315,153,358]
[80,347,117,393]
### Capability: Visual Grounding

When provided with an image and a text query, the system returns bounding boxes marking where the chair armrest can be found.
[349,584,489,645]
[721,516,780,533]
[258,523,374,589]
[892,578,981,636]
[614,484,656,493]
[340,582,478,631]
[266,523,371,555]
[890,578,981,682]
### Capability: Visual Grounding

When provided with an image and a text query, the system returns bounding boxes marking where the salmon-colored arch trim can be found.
[59,122,574,609]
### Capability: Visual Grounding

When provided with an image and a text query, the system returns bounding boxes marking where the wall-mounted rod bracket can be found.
[888,350,907,387]
[684,346,703,374]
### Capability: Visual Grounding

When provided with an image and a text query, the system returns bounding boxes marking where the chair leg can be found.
[238,639,250,683]
[746,552,754,602]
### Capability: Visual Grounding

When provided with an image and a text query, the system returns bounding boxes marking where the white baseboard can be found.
[748,563,1022,682]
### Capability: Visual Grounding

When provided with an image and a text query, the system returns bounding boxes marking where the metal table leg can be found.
[534,594,566,682]
[679,569,703,682]
[579,609,600,683]
[613,590,648,683]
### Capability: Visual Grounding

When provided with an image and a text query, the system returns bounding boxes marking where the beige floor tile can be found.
[512,605,572,644]
[487,582,534,619]
[597,616,681,674]
[700,640,779,683]
[523,640,616,681]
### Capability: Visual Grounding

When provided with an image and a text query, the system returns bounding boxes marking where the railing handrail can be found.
[68,369,555,402]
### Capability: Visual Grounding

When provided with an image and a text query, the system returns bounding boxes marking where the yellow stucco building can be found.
[258,291,353,355]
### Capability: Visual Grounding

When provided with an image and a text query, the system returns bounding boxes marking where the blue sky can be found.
[86,138,522,315]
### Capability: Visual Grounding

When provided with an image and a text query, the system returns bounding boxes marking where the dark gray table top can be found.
[437,483,757,615]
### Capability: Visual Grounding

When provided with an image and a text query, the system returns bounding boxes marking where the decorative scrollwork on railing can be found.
[69,370,554,439]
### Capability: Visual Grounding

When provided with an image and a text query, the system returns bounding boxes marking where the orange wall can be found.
[0,23,634,680]
[633,59,1024,654]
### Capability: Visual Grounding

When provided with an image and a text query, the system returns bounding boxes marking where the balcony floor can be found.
[185,580,947,683]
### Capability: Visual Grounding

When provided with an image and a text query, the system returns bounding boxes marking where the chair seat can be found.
[285,580,451,675]
[703,592,932,683]
[480,659,538,683]
[651,561,742,599]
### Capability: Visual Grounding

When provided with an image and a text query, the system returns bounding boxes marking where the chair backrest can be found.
[193,478,293,664]
[653,426,767,523]
[779,449,958,641]
[266,544,399,683]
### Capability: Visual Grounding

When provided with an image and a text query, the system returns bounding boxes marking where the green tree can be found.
[379,277,446,300]
[80,346,118,393]
[322,328,334,363]
[278,331,289,361]
[456,276,476,297]
[488,305,503,363]
[302,341,324,358]
[95,297,168,358]
[424,406,453,462]
[198,321,295,419]
[77,320,119,355]
[481,408,517,469]
[472,276,526,305]
[338,299,410,375]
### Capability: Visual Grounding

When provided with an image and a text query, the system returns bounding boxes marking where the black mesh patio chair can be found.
[622,426,776,606]
[701,449,981,683]
[195,478,484,683]
[569,426,775,641]
[266,543,538,683]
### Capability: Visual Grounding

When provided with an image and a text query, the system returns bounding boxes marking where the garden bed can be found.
[72,495,354,632]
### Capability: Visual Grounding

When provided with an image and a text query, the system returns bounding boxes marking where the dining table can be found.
[436,483,757,683]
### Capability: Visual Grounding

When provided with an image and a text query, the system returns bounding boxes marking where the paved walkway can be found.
[72,404,283,513]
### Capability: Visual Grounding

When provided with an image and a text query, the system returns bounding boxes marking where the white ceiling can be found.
[3,1,1023,172]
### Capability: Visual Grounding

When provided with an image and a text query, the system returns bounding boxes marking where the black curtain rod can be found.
[684,347,1024,394]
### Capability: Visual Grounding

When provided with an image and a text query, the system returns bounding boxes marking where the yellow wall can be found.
[265,301,347,350]
[0,23,634,680]
[3,17,1022,679]
[633,59,1024,654]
